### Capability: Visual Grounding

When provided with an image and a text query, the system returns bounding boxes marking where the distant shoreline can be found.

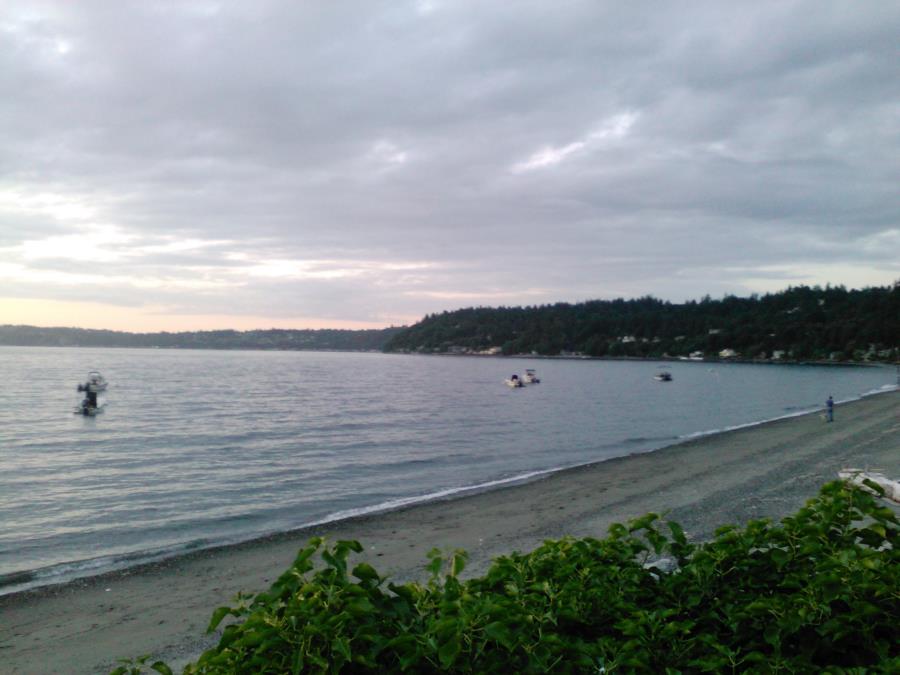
[0,344,386,353]
[399,351,893,368]
[1,342,894,368]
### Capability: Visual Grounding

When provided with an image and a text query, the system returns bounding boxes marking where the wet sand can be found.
[1,390,898,674]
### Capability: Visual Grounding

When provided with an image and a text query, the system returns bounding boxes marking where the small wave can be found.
[0,570,36,589]
[679,383,898,442]
[301,467,575,527]
[373,456,446,470]
[0,539,211,597]
[0,556,120,596]
[679,408,819,441]
[2,464,593,596]
[621,435,679,445]
[861,383,899,397]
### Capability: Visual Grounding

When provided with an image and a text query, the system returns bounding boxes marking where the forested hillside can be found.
[384,284,900,362]
[0,326,403,352]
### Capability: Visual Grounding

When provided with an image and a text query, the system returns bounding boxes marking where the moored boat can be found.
[654,371,673,382]
[78,371,108,393]
[505,374,524,388]
[74,371,108,415]
[74,402,104,416]
[523,368,541,384]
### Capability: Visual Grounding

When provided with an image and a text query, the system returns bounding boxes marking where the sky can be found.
[1,1,898,332]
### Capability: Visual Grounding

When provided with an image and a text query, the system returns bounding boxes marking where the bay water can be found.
[0,347,895,594]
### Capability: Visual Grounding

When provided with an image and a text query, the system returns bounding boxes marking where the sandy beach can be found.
[2,390,898,674]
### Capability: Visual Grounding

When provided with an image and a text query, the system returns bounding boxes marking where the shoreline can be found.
[1,390,898,674]
[2,342,896,369]
[402,351,896,368]
[3,383,894,598]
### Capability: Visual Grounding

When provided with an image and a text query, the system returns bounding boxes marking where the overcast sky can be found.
[1,1,898,331]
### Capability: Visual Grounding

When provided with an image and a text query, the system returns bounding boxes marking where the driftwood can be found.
[838,468,900,503]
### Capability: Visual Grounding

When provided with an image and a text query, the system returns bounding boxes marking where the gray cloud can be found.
[1,0,898,328]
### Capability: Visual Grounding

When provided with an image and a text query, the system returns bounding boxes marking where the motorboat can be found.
[74,371,108,415]
[523,369,541,384]
[654,371,673,382]
[505,374,525,388]
[77,371,108,393]
[74,402,104,416]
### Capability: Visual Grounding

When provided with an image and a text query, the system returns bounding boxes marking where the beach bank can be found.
[1,390,898,674]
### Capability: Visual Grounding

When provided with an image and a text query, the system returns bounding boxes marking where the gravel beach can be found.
[1,389,898,674]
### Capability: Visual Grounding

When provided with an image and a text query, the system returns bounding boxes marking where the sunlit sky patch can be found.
[1,1,897,331]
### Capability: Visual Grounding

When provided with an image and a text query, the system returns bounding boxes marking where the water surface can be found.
[0,347,894,593]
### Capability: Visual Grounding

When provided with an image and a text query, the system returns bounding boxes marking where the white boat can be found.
[654,371,673,382]
[75,371,108,415]
[505,374,524,388]
[73,403,104,416]
[523,369,541,384]
[77,371,108,393]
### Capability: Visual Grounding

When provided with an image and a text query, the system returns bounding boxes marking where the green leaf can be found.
[667,521,687,545]
[628,513,659,533]
[483,621,515,649]
[866,523,886,538]
[387,581,417,601]
[334,540,364,560]
[770,548,789,569]
[217,625,240,650]
[426,548,443,579]
[352,562,380,582]
[438,636,461,667]
[608,523,628,538]
[291,539,321,572]
[333,636,351,662]
[206,606,231,633]
[861,478,886,496]
[450,550,468,578]
[150,662,174,675]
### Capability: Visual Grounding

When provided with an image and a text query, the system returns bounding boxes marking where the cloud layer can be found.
[2,1,898,329]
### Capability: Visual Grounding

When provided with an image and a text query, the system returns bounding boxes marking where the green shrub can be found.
[114,481,899,673]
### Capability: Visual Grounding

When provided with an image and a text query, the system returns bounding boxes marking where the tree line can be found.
[4,283,897,361]
[383,284,900,362]
[0,325,403,352]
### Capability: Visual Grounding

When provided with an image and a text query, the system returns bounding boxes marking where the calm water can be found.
[0,347,895,594]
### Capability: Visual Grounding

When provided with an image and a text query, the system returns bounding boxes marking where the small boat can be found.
[505,374,524,388]
[77,371,108,393]
[74,402,104,416]
[523,369,541,384]
[654,371,673,382]
[74,371,108,415]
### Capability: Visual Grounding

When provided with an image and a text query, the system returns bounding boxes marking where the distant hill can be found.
[0,326,404,352]
[384,284,900,363]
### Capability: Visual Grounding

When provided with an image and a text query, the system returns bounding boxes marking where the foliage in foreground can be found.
[115,481,899,674]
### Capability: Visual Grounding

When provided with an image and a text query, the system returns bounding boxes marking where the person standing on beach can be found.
[826,395,834,423]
